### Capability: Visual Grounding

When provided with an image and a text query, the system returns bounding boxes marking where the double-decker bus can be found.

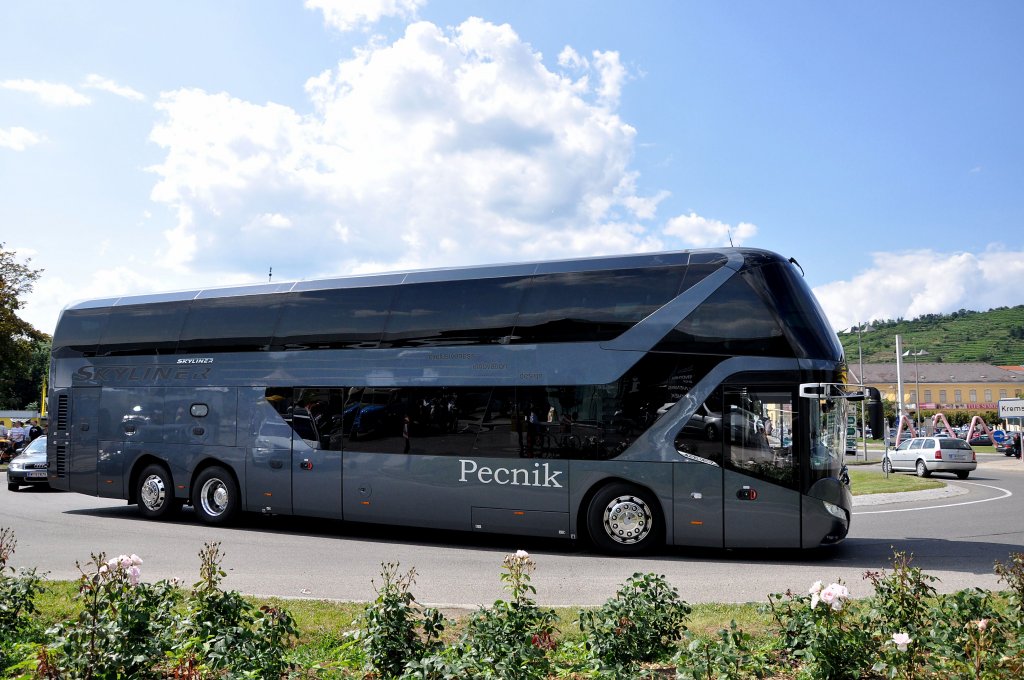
[46,248,854,553]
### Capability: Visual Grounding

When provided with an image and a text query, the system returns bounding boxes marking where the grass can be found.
[848,467,945,495]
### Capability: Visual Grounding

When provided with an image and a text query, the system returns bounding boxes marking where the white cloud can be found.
[305,0,425,32]
[244,212,294,231]
[82,74,146,101]
[812,249,1024,331]
[146,18,680,282]
[0,126,44,151]
[591,50,627,108]
[663,212,757,248]
[0,79,91,106]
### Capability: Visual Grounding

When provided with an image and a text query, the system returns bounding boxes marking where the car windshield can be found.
[20,436,46,456]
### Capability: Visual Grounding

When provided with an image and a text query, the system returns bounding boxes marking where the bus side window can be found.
[674,391,723,465]
[724,387,795,488]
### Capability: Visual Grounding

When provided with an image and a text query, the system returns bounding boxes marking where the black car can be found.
[6,435,48,491]
[968,434,992,447]
[1001,432,1022,459]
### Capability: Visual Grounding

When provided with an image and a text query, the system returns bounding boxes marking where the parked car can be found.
[1000,432,1022,459]
[6,435,49,491]
[968,434,992,447]
[882,436,977,480]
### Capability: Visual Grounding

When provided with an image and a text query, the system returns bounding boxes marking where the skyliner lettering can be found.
[458,459,564,488]
[73,365,212,382]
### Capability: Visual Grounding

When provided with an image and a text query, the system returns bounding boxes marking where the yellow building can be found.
[850,362,1024,411]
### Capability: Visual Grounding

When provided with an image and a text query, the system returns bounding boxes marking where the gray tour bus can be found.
[46,248,854,553]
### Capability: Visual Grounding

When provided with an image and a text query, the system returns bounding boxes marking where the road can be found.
[3,454,1022,608]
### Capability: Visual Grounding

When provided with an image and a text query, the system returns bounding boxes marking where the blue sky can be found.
[3,0,1022,336]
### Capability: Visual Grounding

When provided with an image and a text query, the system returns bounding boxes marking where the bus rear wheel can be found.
[192,466,240,525]
[137,464,181,519]
[586,483,661,555]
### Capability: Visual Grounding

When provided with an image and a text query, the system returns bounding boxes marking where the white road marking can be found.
[853,481,1013,515]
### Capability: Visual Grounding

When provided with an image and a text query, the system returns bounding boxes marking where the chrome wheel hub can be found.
[603,495,652,544]
[140,474,166,511]
[200,479,229,516]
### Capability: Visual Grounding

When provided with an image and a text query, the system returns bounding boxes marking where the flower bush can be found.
[3,523,1024,679]
[0,527,45,677]
[578,571,691,672]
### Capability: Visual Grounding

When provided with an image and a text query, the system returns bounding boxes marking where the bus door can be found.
[50,386,100,494]
[288,388,342,519]
[721,386,801,548]
[672,398,725,548]
[248,388,294,515]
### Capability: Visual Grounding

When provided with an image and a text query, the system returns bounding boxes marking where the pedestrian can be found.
[8,420,27,451]
[28,419,43,440]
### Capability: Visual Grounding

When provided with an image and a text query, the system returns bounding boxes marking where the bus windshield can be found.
[807,395,845,487]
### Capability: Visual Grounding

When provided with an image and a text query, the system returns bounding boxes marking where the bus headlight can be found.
[822,500,847,523]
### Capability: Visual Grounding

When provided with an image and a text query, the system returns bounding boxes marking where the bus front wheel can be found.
[192,466,240,525]
[137,464,181,519]
[586,483,661,555]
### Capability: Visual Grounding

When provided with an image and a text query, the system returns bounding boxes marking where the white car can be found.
[883,436,976,480]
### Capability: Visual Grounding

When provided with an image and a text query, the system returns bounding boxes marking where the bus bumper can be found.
[804,478,853,547]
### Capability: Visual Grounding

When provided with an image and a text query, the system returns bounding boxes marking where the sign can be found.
[992,430,1007,443]
[998,399,1024,419]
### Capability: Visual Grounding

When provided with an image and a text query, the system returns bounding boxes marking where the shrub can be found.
[169,541,298,677]
[0,527,45,676]
[413,550,560,680]
[45,551,179,679]
[675,620,768,680]
[578,571,690,671]
[354,562,444,678]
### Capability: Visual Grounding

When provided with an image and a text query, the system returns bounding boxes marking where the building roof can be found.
[851,362,1024,385]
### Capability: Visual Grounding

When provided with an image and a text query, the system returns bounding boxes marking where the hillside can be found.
[837,305,1024,365]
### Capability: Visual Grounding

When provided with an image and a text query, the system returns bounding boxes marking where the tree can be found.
[0,243,49,409]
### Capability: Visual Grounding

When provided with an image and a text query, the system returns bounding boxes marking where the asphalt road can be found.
[3,454,1022,608]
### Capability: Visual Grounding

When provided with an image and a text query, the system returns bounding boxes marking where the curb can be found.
[852,483,969,506]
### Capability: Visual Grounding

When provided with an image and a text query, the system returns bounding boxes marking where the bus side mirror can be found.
[799,383,826,398]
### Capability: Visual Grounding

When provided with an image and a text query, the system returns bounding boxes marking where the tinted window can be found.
[753,260,844,361]
[655,273,792,356]
[179,295,283,353]
[52,307,110,358]
[725,386,797,488]
[513,266,686,343]
[381,277,527,347]
[677,254,728,295]
[674,390,725,466]
[273,287,395,350]
[96,302,190,356]
[939,438,972,450]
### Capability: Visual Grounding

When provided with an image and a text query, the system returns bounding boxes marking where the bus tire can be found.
[192,466,240,525]
[586,483,662,555]
[137,464,180,519]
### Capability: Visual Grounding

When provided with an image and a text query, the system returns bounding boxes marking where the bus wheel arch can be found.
[133,460,182,520]
[582,480,664,555]
[191,463,241,525]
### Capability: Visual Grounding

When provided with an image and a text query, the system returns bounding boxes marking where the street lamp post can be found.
[856,322,868,460]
